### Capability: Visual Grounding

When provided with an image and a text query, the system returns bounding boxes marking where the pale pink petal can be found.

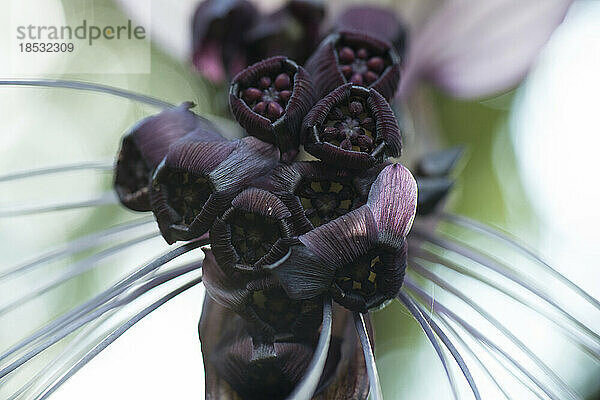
[399,0,574,98]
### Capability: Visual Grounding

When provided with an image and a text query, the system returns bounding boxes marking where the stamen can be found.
[412,226,600,358]
[409,260,579,399]
[404,279,568,400]
[0,217,154,281]
[0,238,208,366]
[439,212,600,312]
[286,296,332,400]
[0,262,202,384]
[0,160,114,183]
[353,311,383,400]
[398,290,481,400]
[0,192,119,217]
[34,274,203,399]
[396,291,459,400]
[0,79,173,109]
[0,232,161,318]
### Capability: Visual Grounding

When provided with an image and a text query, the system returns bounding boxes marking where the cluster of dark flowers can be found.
[113,2,454,399]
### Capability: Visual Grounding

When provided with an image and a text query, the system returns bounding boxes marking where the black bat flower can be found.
[305,31,401,101]
[266,160,387,228]
[302,83,402,169]
[114,102,224,211]
[150,137,279,244]
[268,163,417,313]
[229,56,315,161]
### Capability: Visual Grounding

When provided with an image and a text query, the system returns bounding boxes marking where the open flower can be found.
[199,294,369,400]
[114,102,224,211]
[302,83,401,169]
[229,56,315,161]
[150,137,279,244]
[305,30,401,101]
[266,160,387,228]
[268,164,418,312]
[209,187,310,274]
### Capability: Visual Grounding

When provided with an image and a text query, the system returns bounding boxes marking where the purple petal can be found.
[301,206,378,267]
[201,248,250,312]
[231,188,292,220]
[366,164,417,246]
[266,242,337,300]
[114,102,220,212]
[210,136,279,192]
[400,0,573,98]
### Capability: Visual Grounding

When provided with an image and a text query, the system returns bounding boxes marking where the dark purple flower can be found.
[267,164,417,312]
[209,187,310,274]
[302,83,401,170]
[199,294,369,400]
[305,30,401,101]
[150,137,279,244]
[229,56,315,161]
[192,0,258,83]
[202,243,321,341]
[266,160,388,228]
[332,5,408,57]
[245,0,326,65]
[114,102,224,212]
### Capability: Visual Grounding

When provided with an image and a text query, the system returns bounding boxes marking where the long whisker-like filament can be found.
[433,313,513,400]
[0,192,119,217]
[412,244,600,360]
[0,261,202,383]
[287,296,332,400]
[0,232,161,318]
[432,302,548,400]
[404,279,570,400]
[408,259,578,399]
[439,212,600,312]
[396,291,459,400]
[0,238,208,366]
[0,217,155,281]
[0,160,114,183]
[398,291,482,400]
[411,227,600,356]
[36,274,203,399]
[0,79,173,109]
[353,312,383,400]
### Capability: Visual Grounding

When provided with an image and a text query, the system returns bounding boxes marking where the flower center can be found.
[319,97,378,153]
[228,210,282,265]
[163,171,212,225]
[251,288,303,334]
[117,142,149,194]
[297,179,361,227]
[337,45,389,86]
[333,248,391,310]
[240,72,293,122]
